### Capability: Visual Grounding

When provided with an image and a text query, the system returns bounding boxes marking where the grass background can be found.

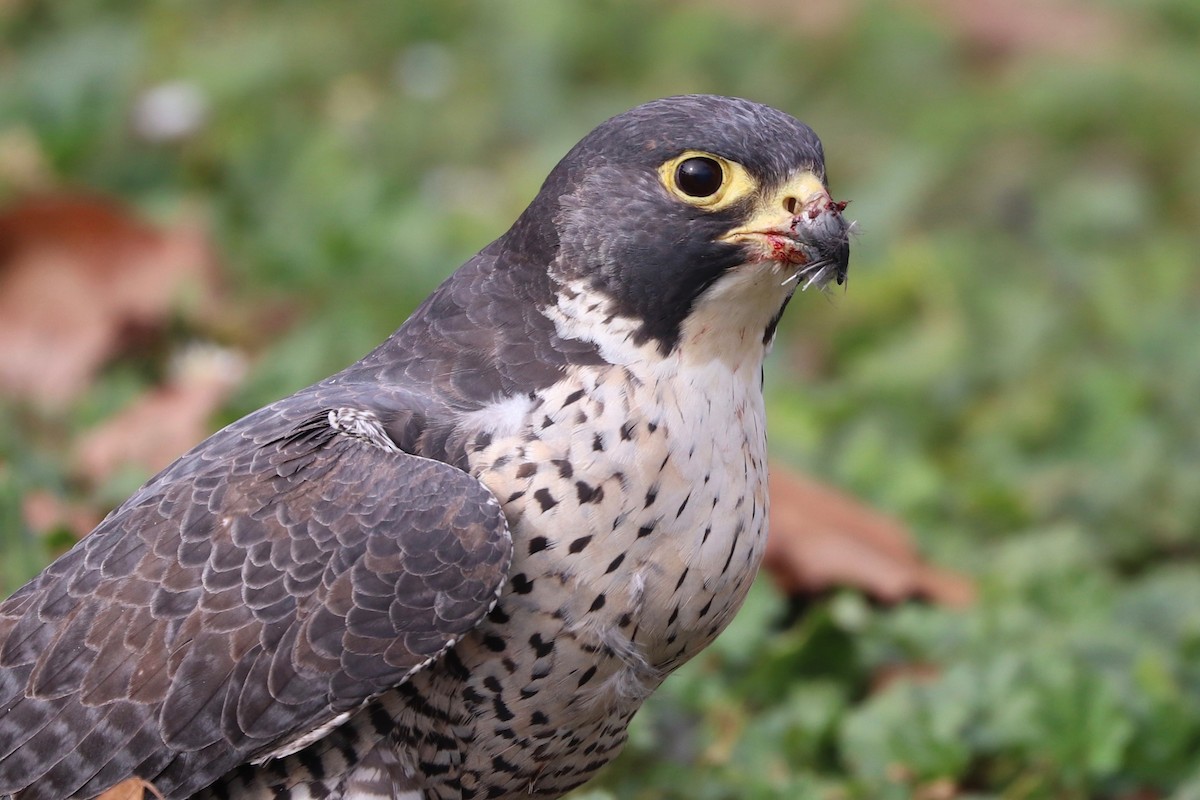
[2,1,1199,797]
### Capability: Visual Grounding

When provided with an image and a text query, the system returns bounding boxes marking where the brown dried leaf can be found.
[0,194,220,405]
[765,464,974,607]
[74,345,246,486]
[96,777,163,800]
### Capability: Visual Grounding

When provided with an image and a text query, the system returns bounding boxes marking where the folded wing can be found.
[0,392,510,799]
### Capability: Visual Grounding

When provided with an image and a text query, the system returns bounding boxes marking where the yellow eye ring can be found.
[658,151,756,210]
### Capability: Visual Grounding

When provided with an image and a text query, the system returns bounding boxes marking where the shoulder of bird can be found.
[0,94,851,799]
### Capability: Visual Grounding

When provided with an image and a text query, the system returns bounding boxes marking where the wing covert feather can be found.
[0,395,510,799]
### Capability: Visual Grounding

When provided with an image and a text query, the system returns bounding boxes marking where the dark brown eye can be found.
[674,157,723,198]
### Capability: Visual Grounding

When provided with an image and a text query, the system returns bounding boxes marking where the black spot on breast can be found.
[592,432,605,452]
[589,594,606,612]
[426,729,459,751]
[265,758,288,779]
[298,747,326,780]
[511,573,534,594]
[568,535,592,554]
[516,462,539,479]
[554,459,574,478]
[576,665,598,687]
[722,542,738,573]
[492,696,515,722]
[637,522,656,538]
[530,632,555,658]
[482,634,507,652]
[420,759,451,777]
[674,567,689,590]
[604,553,625,573]
[492,754,520,774]
[528,536,550,554]
[443,648,470,680]
[576,481,602,503]
[368,702,396,737]
[534,488,558,511]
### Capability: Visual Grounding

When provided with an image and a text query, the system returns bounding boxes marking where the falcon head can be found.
[506,94,852,357]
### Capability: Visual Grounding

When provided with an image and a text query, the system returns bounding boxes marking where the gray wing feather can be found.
[0,390,511,799]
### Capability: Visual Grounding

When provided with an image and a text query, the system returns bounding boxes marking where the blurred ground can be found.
[1,1,1199,798]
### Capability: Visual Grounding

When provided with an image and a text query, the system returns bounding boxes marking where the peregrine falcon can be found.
[0,95,851,799]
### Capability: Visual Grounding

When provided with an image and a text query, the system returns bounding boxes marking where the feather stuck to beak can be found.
[720,171,853,290]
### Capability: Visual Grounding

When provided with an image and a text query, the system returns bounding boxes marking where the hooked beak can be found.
[719,170,852,289]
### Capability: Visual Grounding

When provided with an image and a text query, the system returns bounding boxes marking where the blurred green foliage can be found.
[2,0,1199,797]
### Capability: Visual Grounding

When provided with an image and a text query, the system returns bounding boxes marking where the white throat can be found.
[544,261,794,374]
